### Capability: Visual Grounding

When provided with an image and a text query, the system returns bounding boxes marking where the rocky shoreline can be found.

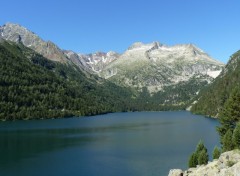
[168,150,240,176]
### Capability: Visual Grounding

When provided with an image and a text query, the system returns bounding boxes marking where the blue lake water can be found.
[0,111,219,176]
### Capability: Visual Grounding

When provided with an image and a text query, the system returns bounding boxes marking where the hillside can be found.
[191,50,240,117]
[0,40,135,120]
[0,23,226,116]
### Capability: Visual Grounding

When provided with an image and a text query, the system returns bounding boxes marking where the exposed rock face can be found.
[77,51,120,72]
[100,42,224,93]
[0,23,118,73]
[63,50,93,72]
[168,150,240,176]
[0,23,68,63]
[0,23,225,98]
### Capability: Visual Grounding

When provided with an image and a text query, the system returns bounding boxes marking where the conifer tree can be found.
[212,146,221,159]
[233,123,240,149]
[222,129,234,152]
[198,149,208,165]
[218,88,240,143]
[188,140,209,168]
[188,152,198,168]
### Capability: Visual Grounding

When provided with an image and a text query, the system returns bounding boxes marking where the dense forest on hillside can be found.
[0,40,207,120]
[0,41,138,120]
[191,50,240,117]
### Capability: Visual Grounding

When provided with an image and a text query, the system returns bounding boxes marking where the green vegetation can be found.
[188,50,240,168]
[233,123,240,149]
[212,146,221,159]
[188,152,198,168]
[0,40,209,120]
[227,160,236,167]
[124,78,208,112]
[188,140,209,168]
[216,88,240,151]
[0,41,137,120]
[188,83,240,167]
[222,129,234,152]
[191,50,240,117]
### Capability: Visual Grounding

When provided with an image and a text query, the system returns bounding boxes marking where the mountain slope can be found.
[0,23,225,111]
[0,40,135,120]
[0,23,95,73]
[191,50,240,117]
[0,23,68,63]
[98,42,224,108]
[101,42,223,92]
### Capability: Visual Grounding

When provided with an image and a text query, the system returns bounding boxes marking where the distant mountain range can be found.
[0,23,224,88]
[0,22,228,119]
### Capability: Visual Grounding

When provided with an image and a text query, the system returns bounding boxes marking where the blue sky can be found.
[1,0,240,63]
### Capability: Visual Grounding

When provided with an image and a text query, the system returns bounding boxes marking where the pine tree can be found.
[233,122,240,149]
[188,152,198,168]
[222,129,234,152]
[188,140,209,168]
[212,146,221,159]
[195,140,207,156]
[218,88,240,142]
[198,149,209,165]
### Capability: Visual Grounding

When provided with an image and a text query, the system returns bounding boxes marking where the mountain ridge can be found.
[0,23,224,74]
[0,22,225,111]
[100,41,224,93]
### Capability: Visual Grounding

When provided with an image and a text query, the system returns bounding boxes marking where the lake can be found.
[0,111,219,176]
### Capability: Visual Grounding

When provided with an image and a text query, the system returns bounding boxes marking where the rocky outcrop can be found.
[0,23,118,73]
[168,150,240,176]
[0,23,68,63]
[77,51,120,72]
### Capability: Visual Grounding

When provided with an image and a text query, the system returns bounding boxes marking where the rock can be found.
[0,23,68,63]
[168,169,183,176]
[168,150,240,176]
[100,41,224,94]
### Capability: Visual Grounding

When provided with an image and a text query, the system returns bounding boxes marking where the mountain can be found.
[64,50,119,72]
[0,22,225,112]
[191,50,240,117]
[0,23,94,73]
[0,39,136,120]
[100,42,223,92]
[0,23,68,63]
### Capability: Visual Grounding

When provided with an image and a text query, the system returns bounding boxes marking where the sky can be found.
[1,0,240,63]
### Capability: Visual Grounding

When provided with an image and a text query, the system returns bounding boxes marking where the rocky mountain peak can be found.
[0,22,67,63]
[107,51,119,57]
[127,42,161,51]
[101,41,224,93]
[1,23,40,44]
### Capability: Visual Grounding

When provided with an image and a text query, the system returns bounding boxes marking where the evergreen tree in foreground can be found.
[222,129,234,152]
[198,149,208,165]
[217,88,240,144]
[233,122,240,149]
[188,140,209,168]
[188,152,198,168]
[212,146,221,159]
